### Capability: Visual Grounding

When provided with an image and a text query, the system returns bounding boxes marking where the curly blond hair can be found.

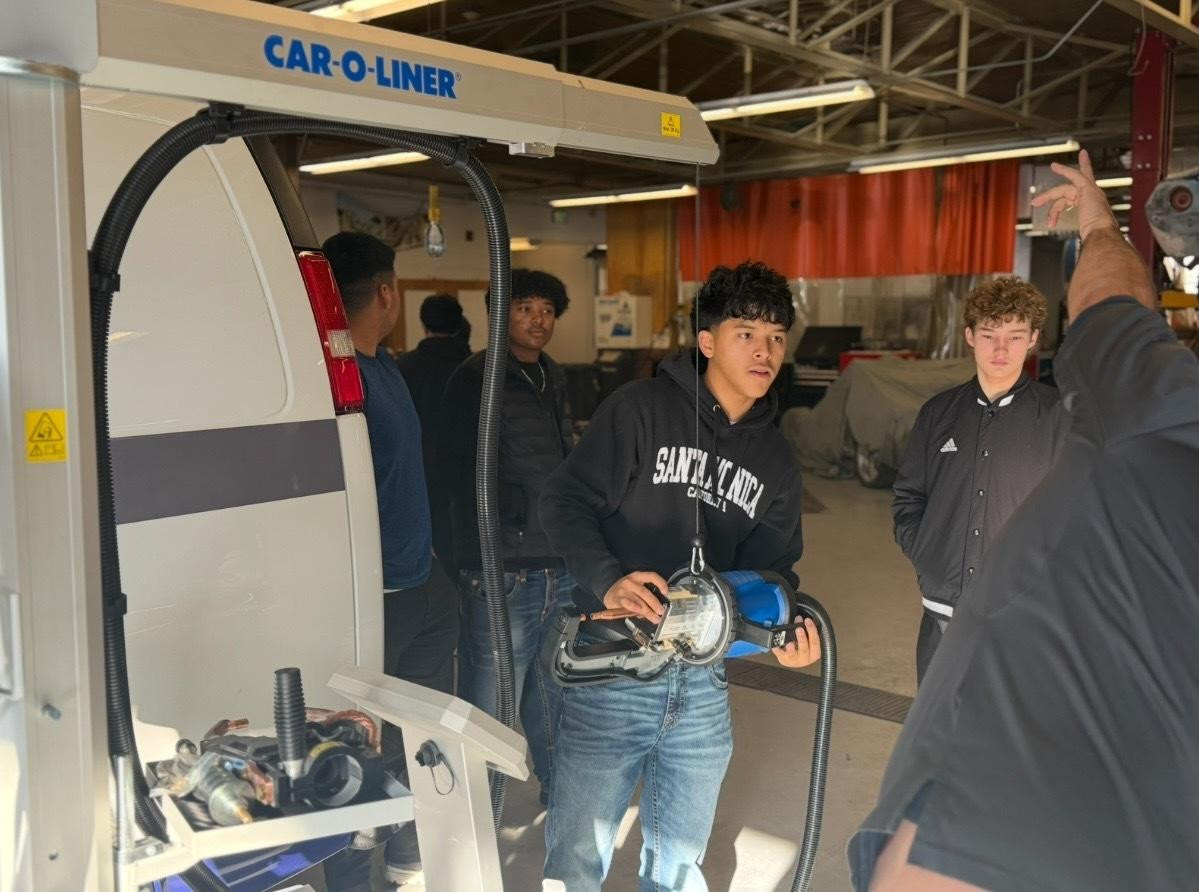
[964,276,1048,332]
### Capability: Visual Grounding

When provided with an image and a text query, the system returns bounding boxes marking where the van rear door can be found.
[81,90,382,738]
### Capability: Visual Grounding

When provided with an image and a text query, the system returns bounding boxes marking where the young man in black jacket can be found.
[540,262,820,891]
[893,277,1065,683]
[436,269,575,802]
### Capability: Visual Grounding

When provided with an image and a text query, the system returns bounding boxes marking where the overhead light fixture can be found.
[299,150,428,175]
[1110,202,1132,211]
[697,79,874,122]
[310,0,442,23]
[1096,175,1133,189]
[850,137,1080,175]
[548,184,698,208]
[510,237,541,252]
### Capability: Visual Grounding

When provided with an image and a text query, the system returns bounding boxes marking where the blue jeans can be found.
[544,662,734,892]
[459,568,575,790]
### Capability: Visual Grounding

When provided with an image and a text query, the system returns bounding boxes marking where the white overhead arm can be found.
[88,0,719,164]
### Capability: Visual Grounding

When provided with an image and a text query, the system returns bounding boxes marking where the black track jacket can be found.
[892,374,1065,619]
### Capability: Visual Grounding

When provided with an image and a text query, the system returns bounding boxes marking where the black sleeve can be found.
[539,390,641,605]
[436,364,482,561]
[734,464,804,590]
[1056,296,1199,445]
[892,400,932,559]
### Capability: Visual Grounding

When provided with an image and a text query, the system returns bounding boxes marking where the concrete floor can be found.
[493,476,923,891]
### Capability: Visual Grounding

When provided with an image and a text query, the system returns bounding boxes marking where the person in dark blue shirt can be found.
[322,232,457,888]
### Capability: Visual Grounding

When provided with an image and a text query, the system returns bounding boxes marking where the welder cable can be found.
[789,592,836,892]
[89,108,515,888]
[692,164,702,547]
[91,113,232,892]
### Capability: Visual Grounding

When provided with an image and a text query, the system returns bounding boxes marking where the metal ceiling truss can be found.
[372,0,1197,187]
[1101,0,1199,50]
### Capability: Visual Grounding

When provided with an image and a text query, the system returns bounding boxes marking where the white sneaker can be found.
[385,861,424,887]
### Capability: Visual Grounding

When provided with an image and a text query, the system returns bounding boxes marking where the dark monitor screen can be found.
[794,325,862,366]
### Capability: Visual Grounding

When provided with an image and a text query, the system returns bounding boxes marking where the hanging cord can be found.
[692,164,706,565]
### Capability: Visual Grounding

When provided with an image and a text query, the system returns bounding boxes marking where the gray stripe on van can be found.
[112,420,346,524]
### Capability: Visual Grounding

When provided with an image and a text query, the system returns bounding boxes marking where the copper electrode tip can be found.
[581,608,638,622]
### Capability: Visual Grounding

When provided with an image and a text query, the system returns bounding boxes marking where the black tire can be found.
[855,443,897,489]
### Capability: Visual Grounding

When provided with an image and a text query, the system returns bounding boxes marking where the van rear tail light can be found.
[297,250,364,414]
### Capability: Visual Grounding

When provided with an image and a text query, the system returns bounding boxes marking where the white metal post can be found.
[0,53,109,892]
[329,668,529,892]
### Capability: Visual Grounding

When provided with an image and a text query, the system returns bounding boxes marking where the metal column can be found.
[0,60,110,892]
[1129,28,1175,268]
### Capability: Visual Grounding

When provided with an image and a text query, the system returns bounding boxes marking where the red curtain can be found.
[678,159,1018,280]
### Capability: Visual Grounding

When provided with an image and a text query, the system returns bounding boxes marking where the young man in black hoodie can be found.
[540,261,821,891]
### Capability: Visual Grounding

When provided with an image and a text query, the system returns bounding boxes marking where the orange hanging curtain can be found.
[678,160,1018,280]
[932,159,1020,275]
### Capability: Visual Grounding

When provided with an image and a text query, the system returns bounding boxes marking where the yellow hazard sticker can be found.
[25,409,67,463]
[660,112,682,139]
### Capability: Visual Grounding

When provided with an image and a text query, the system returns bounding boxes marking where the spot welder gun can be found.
[543,567,827,686]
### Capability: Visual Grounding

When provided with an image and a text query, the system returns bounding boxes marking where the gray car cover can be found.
[782,358,976,476]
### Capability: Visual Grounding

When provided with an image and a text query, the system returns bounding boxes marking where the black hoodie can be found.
[540,352,804,608]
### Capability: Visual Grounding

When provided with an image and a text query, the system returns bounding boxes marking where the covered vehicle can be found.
[782,358,975,488]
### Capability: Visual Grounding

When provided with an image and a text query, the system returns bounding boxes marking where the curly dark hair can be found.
[964,276,1048,332]
[419,293,464,334]
[485,268,569,317]
[695,261,795,333]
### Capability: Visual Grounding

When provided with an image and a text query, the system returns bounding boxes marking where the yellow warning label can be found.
[660,112,682,139]
[25,409,67,463]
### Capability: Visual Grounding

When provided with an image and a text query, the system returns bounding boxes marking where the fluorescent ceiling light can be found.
[850,137,1080,174]
[310,0,442,23]
[697,79,874,122]
[299,150,428,175]
[1110,202,1132,211]
[548,184,698,208]
[1096,176,1133,189]
[510,237,541,252]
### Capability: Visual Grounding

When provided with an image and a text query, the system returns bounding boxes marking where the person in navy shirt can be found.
[323,232,457,887]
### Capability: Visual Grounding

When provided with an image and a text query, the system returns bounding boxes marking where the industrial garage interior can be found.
[3,0,1198,891]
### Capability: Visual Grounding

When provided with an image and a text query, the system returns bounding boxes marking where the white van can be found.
[81,88,383,737]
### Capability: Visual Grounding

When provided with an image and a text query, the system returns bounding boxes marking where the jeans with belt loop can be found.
[544,661,734,891]
[459,567,576,795]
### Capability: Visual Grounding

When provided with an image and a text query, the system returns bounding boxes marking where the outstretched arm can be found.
[1031,149,1156,318]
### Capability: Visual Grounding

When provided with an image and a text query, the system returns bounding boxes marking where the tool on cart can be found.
[150,668,387,829]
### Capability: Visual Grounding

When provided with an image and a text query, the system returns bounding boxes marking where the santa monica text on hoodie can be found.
[539,351,804,607]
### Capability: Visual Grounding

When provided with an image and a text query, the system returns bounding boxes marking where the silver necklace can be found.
[519,362,546,393]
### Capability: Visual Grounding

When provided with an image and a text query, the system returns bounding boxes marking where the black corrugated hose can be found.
[790,592,836,892]
[89,106,515,889]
